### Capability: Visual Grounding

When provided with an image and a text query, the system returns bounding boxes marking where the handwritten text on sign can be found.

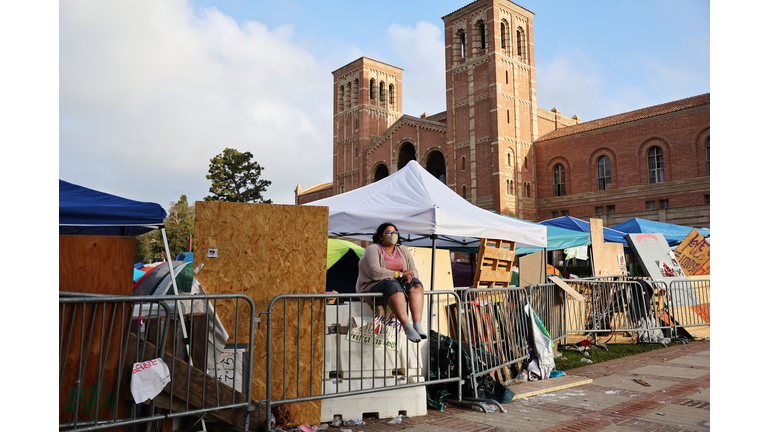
[674,229,710,276]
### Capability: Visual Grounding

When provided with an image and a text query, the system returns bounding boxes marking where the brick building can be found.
[296,0,710,229]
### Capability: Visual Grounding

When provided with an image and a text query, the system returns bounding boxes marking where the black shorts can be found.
[369,277,423,306]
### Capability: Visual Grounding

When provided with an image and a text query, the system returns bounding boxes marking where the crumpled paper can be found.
[130,358,171,404]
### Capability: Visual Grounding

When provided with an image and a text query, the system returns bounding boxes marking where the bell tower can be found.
[332,57,403,195]
[442,0,538,220]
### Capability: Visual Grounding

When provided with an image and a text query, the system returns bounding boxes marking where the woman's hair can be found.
[373,222,400,245]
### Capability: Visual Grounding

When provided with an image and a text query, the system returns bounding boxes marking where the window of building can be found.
[505,70,509,84]
[379,81,386,107]
[516,28,526,63]
[506,109,510,124]
[339,183,345,194]
[369,78,376,102]
[352,79,359,105]
[525,182,531,198]
[551,211,559,218]
[500,21,508,51]
[524,156,528,171]
[477,20,486,50]
[705,194,710,205]
[597,155,611,190]
[461,156,466,171]
[462,185,467,199]
[389,84,395,106]
[706,137,710,175]
[648,146,664,184]
[459,30,466,59]
[339,85,345,111]
[507,152,512,166]
[607,205,615,214]
[660,199,669,209]
[553,164,566,196]
[595,206,603,215]
[646,200,656,210]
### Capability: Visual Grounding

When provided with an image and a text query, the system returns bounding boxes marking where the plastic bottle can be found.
[581,358,593,364]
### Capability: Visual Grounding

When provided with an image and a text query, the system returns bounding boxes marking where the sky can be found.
[55,0,711,209]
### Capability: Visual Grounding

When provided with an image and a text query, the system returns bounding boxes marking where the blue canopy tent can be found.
[540,216,628,247]
[611,218,710,246]
[59,180,167,236]
[496,214,591,255]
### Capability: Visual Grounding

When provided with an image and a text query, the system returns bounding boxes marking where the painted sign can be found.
[673,229,710,276]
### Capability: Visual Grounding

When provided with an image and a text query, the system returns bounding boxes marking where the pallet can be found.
[508,375,592,400]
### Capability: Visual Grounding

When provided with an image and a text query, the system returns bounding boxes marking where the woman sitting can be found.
[355,222,427,343]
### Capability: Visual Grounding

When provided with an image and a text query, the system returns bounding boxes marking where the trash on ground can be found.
[634,378,651,387]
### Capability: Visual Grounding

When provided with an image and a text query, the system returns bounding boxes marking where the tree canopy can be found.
[205,148,272,203]
[136,194,195,262]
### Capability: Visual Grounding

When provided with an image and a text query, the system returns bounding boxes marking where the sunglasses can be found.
[384,230,399,235]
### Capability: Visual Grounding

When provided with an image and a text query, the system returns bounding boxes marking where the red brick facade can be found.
[297,0,710,228]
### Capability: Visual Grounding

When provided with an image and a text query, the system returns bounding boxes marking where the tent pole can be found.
[430,235,437,292]
[160,227,207,430]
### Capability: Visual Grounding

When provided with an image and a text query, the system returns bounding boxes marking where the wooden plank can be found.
[680,325,710,340]
[59,235,135,431]
[548,276,585,302]
[193,202,328,427]
[126,332,264,430]
[508,375,593,399]
[674,229,710,276]
[519,250,545,287]
[589,220,626,276]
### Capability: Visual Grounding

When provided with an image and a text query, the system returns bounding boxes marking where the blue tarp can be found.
[59,180,167,236]
[175,252,194,262]
[611,218,710,246]
[540,216,628,247]
[498,214,591,255]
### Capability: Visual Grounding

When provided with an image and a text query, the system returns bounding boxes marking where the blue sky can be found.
[55,0,710,209]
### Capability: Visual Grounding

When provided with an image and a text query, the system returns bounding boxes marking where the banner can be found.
[347,314,404,351]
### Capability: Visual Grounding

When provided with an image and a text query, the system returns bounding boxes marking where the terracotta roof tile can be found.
[536,93,710,143]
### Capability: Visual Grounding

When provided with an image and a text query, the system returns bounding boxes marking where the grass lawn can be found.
[554,341,683,371]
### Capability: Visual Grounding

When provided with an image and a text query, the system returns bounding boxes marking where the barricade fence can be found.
[527,283,567,346]
[562,280,675,347]
[262,290,469,424]
[666,279,710,337]
[59,293,258,432]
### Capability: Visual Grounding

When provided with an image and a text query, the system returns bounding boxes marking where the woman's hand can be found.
[401,270,415,283]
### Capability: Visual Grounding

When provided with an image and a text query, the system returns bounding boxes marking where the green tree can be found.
[204,148,273,203]
[135,194,195,262]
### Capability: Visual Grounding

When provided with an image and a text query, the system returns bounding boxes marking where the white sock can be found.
[401,323,422,343]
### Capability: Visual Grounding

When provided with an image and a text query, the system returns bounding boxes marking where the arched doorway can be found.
[426,151,446,184]
[398,142,417,170]
[373,164,389,182]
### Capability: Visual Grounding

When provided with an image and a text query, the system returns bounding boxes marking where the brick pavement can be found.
[354,340,709,432]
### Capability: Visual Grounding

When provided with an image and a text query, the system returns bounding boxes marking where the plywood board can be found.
[548,276,585,302]
[589,219,627,276]
[674,229,710,276]
[59,235,135,429]
[508,375,593,399]
[519,249,545,287]
[407,247,455,337]
[194,202,328,426]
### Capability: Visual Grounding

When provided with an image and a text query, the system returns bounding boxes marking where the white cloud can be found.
[386,21,446,116]
[60,0,333,206]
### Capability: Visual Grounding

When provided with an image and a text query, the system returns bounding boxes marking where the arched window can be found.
[426,151,446,184]
[345,82,352,109]
[379,81,386,107]
[597,156,611,190]
[506,179,514,195]
[506,109,510,124]
[462,185,467,199]
[648,146,664,184]
[397,142,416,170]
[500,21,507,50]
[374,164,389,182]
[458,30,467,59]
[516,28,526,63]
[507,152,512,166]
[524,156,528,171]
[339,183,345,194]
[477,20,486,51]
[553,164,566,196]
[706,137,710,175]
[389,84,395,106]
[461,156,466,171]
[505,70,509,84]
[524,182,531,198]
[369,78,376,102]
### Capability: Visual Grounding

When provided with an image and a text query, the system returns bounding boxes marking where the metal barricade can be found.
[667,279,710,338]
[457,286,529,409]
[563,280,674,348]
[261,290,465,428]
[527,283,567,346]
[59,293,258,432]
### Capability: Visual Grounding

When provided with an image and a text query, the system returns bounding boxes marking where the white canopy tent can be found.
[304,161,547,288]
